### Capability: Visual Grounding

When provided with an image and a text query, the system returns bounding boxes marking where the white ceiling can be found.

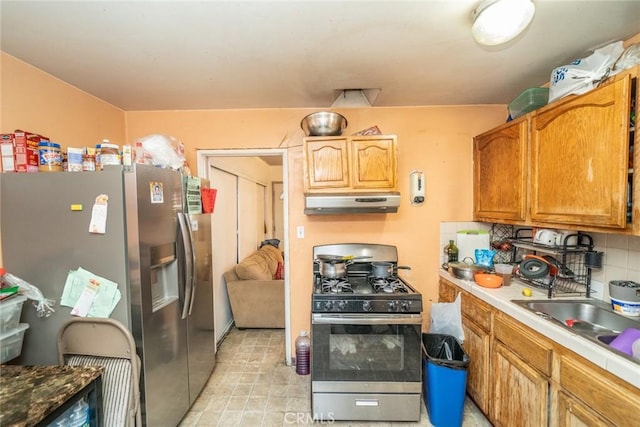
[1,1,639,111]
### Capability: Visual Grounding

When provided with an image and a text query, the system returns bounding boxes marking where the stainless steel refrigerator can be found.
[0,165,215,427]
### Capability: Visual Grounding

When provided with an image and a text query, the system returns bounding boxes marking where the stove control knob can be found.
[324,301,334,311]
[387,301,398,312]
[337,300,347,311]
[362,301,372,312]
[401,301,411,312]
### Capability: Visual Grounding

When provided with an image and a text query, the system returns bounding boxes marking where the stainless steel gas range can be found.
[311,243,423,422]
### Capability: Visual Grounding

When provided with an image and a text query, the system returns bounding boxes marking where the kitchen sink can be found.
[511,299,640,363]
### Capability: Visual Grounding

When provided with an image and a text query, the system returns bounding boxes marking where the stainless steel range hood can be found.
[304,192,401,215]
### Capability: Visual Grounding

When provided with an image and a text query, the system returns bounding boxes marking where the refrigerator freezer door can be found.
[187,213,216,404]
[129,165,190,427]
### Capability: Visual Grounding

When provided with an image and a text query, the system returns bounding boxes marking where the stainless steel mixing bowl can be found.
[301,111,347,136]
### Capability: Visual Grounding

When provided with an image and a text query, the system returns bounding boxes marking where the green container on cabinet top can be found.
[508,87,549,119]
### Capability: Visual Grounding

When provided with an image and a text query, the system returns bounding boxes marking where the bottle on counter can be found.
[295,330,311,375]
[443,240,459,263]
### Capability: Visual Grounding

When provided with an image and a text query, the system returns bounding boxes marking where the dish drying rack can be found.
[508,228,594,298]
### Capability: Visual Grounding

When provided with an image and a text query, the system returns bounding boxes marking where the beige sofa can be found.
[223,244,285,329]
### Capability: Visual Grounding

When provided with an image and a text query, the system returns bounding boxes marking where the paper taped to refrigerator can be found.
[70,278,99,317]
[61,267,121,317]
[88,194,108,234]
[185,176,202,214]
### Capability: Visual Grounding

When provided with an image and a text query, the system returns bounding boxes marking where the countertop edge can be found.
[0,365,103,426]
[438,269,640,389]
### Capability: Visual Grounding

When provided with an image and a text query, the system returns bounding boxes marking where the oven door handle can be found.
[312,314,422,325]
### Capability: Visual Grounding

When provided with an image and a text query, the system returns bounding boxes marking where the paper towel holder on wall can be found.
[409,170,425,206]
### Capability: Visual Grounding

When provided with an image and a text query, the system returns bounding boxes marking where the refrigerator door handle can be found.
[186,217,197,316]
[177,213,193,320]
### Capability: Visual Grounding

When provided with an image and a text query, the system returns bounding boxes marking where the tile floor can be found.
[179,328,491,427]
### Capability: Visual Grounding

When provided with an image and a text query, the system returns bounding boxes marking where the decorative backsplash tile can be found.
[590,232,640,301]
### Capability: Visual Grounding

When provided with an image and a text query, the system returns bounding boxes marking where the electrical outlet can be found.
[296,226,305,239]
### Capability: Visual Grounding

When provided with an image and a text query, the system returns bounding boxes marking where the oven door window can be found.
[312,321,421,382]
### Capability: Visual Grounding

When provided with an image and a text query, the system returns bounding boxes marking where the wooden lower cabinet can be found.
[555,390,612,427]
[557,352,640,427]
[438,278,640,427]
[491,341,549,427]
[438,277,457,303]
[438,279,491,414]
[461,317,490,415]
[494,313,552,376]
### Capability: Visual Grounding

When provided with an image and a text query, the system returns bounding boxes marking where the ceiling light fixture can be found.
[471,0,535,46]
[331,89,380,108]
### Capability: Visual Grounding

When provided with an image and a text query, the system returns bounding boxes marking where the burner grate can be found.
[321,278,353,293]
[370,277,408,294]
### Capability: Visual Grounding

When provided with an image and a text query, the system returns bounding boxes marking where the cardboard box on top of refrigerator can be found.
[1,133,15,172]
[14,130,40,173]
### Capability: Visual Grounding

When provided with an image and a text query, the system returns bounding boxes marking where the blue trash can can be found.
[422,333,470,427]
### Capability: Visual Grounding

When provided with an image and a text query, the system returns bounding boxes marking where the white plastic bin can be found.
[0,323,29,363]
[0,295,27,333]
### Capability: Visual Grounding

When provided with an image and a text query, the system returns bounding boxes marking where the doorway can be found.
[196,148,291,364]
[272,182,284,244]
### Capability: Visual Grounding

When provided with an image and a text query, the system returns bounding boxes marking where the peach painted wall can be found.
[1,49,507,354]
[0,52,125,265]
[0,53,126,147]
[125,106,506,351]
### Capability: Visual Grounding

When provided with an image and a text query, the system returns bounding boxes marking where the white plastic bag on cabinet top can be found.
[615,43,640,71]
[549,41,624,103]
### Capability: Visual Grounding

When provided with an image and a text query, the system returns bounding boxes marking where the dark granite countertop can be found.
[0,365,103,427]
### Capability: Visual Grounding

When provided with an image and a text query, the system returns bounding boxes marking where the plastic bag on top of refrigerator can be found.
[137,134,185,170]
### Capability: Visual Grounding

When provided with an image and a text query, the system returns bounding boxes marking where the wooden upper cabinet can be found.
[304,135,397,193]
[530,76,631,228]
[472,66,639,233]
[350,137,396,189]
[304,137,351,190]
[473,118,528,222]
